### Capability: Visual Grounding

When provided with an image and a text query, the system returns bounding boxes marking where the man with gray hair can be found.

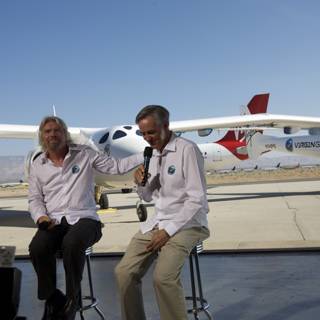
[115,105,210,320]
[28,116,143,320]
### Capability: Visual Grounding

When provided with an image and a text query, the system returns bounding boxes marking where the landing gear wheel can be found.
[99,192,109,209]
[136,201,147,222]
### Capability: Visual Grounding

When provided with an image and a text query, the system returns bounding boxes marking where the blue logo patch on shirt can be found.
[168,165,176,175]
[72,165,80,174]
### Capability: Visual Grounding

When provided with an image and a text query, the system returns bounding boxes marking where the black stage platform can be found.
[14,251,320,320]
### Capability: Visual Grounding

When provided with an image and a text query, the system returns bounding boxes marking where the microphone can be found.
[141,146,153,186]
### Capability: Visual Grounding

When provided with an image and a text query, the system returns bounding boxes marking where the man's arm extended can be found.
[91,149,144,175]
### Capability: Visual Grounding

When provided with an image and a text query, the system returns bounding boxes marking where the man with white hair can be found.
[29,116,142,320]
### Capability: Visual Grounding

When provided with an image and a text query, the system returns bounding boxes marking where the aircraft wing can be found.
[1,114,320,140]
[169,114,320,132]
[0,124,104,140]
[0,124,39,139]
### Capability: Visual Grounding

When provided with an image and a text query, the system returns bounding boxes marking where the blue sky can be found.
[1,0,320,155]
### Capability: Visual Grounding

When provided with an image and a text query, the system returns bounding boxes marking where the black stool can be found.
[185,243,212,319]
[78,246,105,320]
[57,247,105,319]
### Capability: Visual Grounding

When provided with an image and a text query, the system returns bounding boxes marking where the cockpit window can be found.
[112,130,127,140]
[136,130,142,136]
[123,126,132,130]
[99,132,109,144]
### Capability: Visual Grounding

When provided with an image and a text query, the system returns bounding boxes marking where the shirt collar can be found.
[68,144,82,152]
[154,132,177,156]
[39,144,80,164]
[39,152,47,164]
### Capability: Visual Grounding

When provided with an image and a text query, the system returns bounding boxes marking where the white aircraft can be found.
[0,94,268,180]
[247,130,320,160]
[1,93,319,206]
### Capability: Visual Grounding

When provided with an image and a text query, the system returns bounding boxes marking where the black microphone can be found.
[141,146,153,186]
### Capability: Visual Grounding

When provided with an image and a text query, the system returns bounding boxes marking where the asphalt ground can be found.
[1,180,320,255]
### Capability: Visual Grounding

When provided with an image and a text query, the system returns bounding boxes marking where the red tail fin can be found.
[247,93,269,114]
[216,131,247,160]
[217,130,243,144]
[215,93,270,160]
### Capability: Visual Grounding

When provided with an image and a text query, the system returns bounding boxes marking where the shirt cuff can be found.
[164,223,179,237]
[31,212,47,225]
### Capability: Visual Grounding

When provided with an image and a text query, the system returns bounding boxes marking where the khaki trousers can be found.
[115,226,210,320]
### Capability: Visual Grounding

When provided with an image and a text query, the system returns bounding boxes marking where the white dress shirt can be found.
[137,133,209,236]
[28,144,143,225]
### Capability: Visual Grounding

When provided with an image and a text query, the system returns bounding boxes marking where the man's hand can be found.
[134,165,145,185]
[146,229,170,252]
[37,216,56,230]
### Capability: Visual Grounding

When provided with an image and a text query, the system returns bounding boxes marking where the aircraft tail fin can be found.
[215,93,270,160]
[240,93,269,115]
[243,94,271,159]
[216,130,248,160]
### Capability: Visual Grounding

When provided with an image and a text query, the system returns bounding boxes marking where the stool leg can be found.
[194,253,213,320]
[78,286,85,320]
[189,254,200,320]
[86,254,106,319]
[86,254,95,304]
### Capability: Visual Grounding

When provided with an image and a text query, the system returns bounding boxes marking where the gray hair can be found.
[135,105,170,126]
[38,116,72,150]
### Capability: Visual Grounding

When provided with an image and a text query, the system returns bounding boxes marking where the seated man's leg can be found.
[29,225,65,300]
[61,218,102,301]
[115,230,158,320]
[153,227,210,320]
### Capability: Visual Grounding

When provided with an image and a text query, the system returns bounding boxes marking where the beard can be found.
[45,139,65,152]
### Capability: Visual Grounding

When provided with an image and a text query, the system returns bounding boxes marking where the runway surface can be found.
[1,179,320,255]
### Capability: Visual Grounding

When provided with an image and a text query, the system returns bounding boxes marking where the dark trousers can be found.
[29,217,102,300]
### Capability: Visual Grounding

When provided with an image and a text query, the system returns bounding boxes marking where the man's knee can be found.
[115,262,127,281]
[29,237,49,257]
[115,262,136,288]
[153,269,175,289]
[61,236,84,255]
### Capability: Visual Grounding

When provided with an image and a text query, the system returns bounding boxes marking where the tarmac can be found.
[0,179,320,255]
